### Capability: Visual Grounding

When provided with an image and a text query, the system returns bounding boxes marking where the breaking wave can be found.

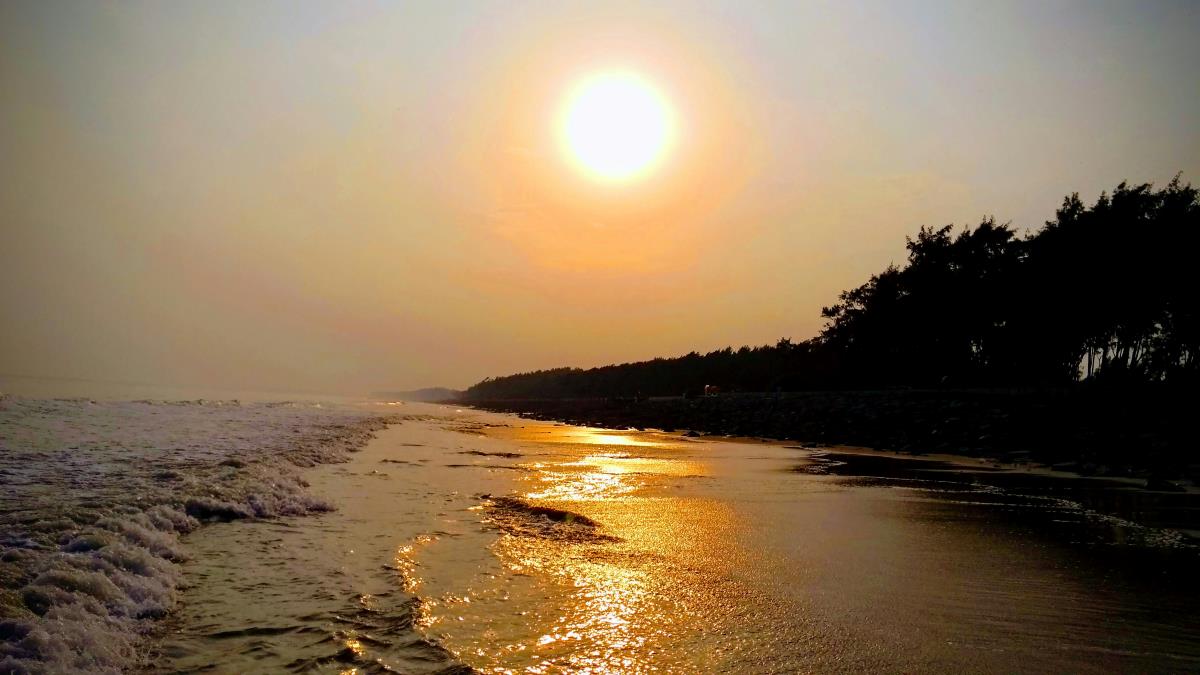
[0,396,396,674]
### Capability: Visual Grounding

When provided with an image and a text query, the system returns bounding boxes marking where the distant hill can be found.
[371,387,462,402]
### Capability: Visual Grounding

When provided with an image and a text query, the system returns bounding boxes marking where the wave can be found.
[278,593,473,675]
[0,397,397,674]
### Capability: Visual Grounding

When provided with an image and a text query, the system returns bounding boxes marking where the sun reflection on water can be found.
[581,432,660,447]
[487,533,666,673]
[393,534,437,592]
[524,453,708,501]
[526,468,634,501]
[432,421,740,673]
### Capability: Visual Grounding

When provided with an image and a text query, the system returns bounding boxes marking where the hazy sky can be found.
[2,1,1197,395]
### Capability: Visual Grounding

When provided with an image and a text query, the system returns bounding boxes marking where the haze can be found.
[2,1,1197,395]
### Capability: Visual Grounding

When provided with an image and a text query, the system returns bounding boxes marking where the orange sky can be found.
[2,2,1197,394]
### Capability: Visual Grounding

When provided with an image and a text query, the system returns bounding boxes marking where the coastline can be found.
[148,404,1200,671]
[151,407,505,673]
[0,397,400,674]
[460,390,1195,487]
[456,400,1200,540]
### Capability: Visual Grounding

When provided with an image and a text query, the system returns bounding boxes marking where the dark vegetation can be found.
[464,179,1198,479]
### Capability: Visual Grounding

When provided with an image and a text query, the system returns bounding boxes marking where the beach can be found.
[3,397,1198,673]
[463,389,1196,482]
[5,4,1197,672]
[156,404,1200,672]
[0,395,395,673]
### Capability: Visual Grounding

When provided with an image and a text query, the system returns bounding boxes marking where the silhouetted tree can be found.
[464,177,1198,400]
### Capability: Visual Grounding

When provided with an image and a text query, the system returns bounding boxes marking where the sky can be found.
[1,1,1198,395]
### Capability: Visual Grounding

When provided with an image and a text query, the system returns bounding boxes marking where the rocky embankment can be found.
[465,389,1195,482]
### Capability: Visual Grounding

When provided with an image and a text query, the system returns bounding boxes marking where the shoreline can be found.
[150,410,501,673]
[459,390,1196,489]
[454,402,1200,540]
[152,404,1200,672]
[0,397,401,675]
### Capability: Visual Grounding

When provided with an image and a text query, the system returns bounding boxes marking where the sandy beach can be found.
[150,403,1200,673]
[6,4,1197,672]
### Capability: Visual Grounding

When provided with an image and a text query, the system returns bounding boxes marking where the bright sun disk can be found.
[560,72,673,182]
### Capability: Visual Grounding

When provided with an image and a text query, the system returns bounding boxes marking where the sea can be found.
[1,375,1198,673]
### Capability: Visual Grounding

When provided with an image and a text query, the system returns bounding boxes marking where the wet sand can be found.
[153,403,1200,673]
[465,389,1194,481]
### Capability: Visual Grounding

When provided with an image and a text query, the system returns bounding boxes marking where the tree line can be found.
[464,177,1198,400]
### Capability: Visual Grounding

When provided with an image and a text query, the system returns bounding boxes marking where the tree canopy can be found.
[465,178,1198,400]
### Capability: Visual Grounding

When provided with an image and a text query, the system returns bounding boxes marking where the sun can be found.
[559,72,674,182]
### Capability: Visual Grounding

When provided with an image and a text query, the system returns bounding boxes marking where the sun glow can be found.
[560,72,674,181]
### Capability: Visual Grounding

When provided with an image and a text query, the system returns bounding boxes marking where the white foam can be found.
[0,397,395,673]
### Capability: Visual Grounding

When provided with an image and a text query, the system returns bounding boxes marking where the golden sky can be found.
[2,1,1198,394]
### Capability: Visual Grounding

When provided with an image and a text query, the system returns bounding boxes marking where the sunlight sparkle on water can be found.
[436,419,743,673]
[569,429,663,447]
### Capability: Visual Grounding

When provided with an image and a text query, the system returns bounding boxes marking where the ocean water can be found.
[0,393,396,673]
[157,408,1199,673]
[4,395,1199,673]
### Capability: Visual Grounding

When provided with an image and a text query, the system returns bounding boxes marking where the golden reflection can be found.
[459,491,740,674]
[568,454,708,477]
[335,636,367,675]
[414,597,437,631]
[491,533,658,674]
[526,469,633,501]
[487,420,682,451]
[569,429,663,447]
[394,534,437,593]
[524,453,708,502]
[421,419,754,671]
[442,418,742,673]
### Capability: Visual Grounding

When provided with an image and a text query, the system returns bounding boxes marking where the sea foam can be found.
[0,396,395,674]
